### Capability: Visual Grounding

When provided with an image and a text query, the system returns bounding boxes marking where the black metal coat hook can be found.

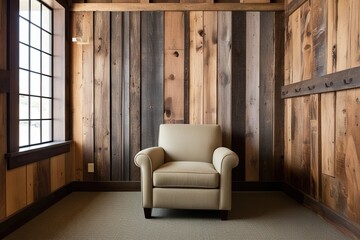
[344,78,353,84]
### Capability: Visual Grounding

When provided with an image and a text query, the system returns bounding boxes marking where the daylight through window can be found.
[19,0,53,147]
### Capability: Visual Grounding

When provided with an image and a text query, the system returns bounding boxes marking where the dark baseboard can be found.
[1,181,359,239]
[282,183,360,239]
[0,183,73,239]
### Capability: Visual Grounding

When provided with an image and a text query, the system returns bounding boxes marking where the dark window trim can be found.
[6,140,71,169]
[6,0,70,168]
[0,70,10,93]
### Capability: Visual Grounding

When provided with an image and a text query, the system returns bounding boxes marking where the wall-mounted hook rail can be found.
[281,66,360,99]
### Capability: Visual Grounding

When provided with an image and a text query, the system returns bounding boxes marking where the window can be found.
[19,0,53,147]
[6,0,70,169]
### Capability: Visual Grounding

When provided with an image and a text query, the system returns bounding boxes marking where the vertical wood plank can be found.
[321,95,335,177]
[259,12,275,181]
[203,11,217,125]
[217,11,231,147]
[245,12,260,181]
[71,12,83,182]
[129,12,141,181]
[94,12,111,181]
[6,167,26,216]
[65,147,74,184]
[184,11,190,124]
[189,11,204,124]
[141,12,164,149]
[35,159,51,200]
[164,12,185,124]
[81,12,94,181]
[231,11,246,180]
[0,0,6,221]
[26,163,36,205]
[349,0,360,69]
[309,95,320,199]
[111,12,123,181]
[50,155,66,192]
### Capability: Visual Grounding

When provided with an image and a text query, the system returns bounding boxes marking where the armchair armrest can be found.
[212,147,239,210]
[134,147,164,208]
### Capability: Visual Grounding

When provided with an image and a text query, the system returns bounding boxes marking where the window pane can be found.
[19,121,29,147]
[30,72,41,96]
[42,98,51,119]
[42,5,52,33]
[30,48,41,72]
[30,24,41,49]
[20,0,30,20]
[30,96,41,119]
[19,44,29,69]
[30,120,41,144]
[42,53,51,75]
[19,18,29,44]
[19,95,29,119]
[42,31,51,54]
[30,0,41,26]
[42,76,52,97]
[19,70,29,94]
[42,120,52,142]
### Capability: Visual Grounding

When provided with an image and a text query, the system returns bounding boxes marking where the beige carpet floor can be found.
[4,191,350,240]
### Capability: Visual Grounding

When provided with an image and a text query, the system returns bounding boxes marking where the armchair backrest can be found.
[158,124,222,163]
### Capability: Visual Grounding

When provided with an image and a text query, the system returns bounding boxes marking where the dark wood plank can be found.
[111,12,123,181]
[94,12,111,181]
[285,0,307,17]
[259,12,275,181]
[281,66,360,98]
[273,12,285,181]
[231,11,246,181]
[0,70,9,93]
[35,159,51,200]
[183,11,190,124]
[217,11,231,148]
[141,12,164,149]
[129,12,141,181]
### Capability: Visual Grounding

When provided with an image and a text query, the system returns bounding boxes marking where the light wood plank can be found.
[6,167,27,216]
[203,11,217,125]
[165,12,184,50]
[71,3,285,12]
[217,11,231,147]
[26,163,36,205]
[245,12,260,181]
[189,11,204,124]
[321,94,335,177]
[50,154,66,191]
[94,11,111,181]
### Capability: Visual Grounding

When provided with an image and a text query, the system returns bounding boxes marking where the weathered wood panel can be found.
[0,0,6,221]
[111,12,124,181]
[129,12,141,181]
[94,12,111,181]
[217,11,231,147]
[259,12,275,181]
[231,11,246,181]
[164,12,185,124]
[245,12,260,181]
[141,12,164,149]
[203,11,217,125]
[189,11,204,124]
[50,155,66,191]
[81,12,94,181]
[6,167,27,216]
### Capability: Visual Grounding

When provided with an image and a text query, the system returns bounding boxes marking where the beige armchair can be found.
[134,124,239,220]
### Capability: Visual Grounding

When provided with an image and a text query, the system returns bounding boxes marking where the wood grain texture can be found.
[141,12,164,149]
[231,11,246,180]
[50,155,66,192]
[164,12,184,50]
[217,11,231,147]
[259,12,275,181]
[111,12,124,181]
[6,167,27,216]
[245,12,260,181]
[81,12,94,181]
[94,12,111,181]
[189,11,204,124]
[203,11,217,125]
[321,94,335,177]
[129,12,141,181]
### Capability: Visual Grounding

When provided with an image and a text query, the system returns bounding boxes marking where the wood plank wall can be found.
[0,0,75,222]
[285,0,360,226]
[71,10,284,182]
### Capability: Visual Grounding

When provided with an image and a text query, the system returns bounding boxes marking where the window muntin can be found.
[19,0,53,148]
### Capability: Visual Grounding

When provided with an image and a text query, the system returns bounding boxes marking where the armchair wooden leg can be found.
[220,210,228,220]
[144,208,152,219]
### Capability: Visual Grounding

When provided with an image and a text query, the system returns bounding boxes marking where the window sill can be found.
[5,141,72,170]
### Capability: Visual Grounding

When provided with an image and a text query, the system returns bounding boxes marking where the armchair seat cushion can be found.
[153,161,219,188]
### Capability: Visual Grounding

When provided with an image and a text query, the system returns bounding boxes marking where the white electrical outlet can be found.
[88,163,94,173]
